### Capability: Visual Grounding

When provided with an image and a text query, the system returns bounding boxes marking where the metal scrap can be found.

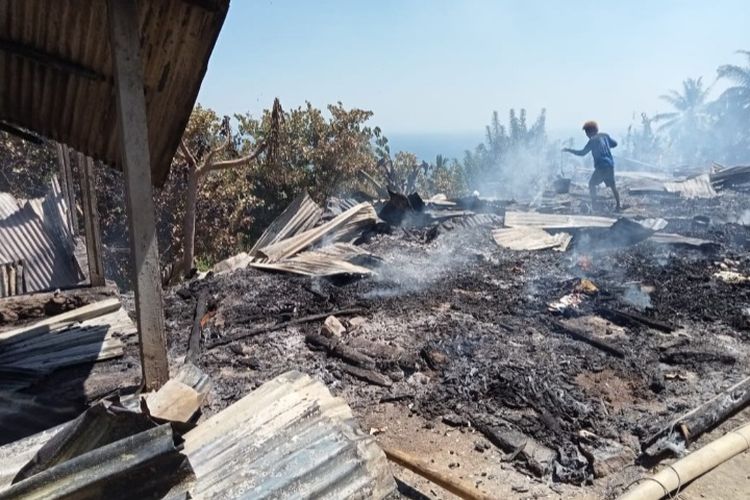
[492,226,572,252]
[183,371,395,498]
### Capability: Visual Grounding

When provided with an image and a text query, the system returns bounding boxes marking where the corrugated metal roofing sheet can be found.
[184,370,395,499]
[25,176,76,254]
[0,194,18,218]
[257,202,379,263]
[249,192,324,257]
[0,201,83,293]
[664,174,717,199]
[0,0,229,186]
[0,307,136,377]
[504,211,616,230]
[251,243,376,278]
[492,227,572,252]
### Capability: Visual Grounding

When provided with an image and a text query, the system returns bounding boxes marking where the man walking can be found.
[563,121,621,211]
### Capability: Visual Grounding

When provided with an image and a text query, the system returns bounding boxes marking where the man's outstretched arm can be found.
[563,140,592,156]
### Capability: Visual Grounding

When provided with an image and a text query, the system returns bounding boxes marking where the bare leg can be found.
[589,183,597,207]
[611,186,621,211]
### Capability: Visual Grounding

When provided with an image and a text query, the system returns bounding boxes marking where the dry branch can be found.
[206,308,365,349]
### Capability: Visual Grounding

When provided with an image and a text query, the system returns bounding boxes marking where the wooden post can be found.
[76,153,105,287]
[55,143,78,236]
[108,0,169,389]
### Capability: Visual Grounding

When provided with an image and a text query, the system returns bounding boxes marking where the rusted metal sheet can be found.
[0,201,82,293]
[184,370,396,499]
[0,0,229,186]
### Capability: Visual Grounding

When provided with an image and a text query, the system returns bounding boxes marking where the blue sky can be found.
[197,1,749,137]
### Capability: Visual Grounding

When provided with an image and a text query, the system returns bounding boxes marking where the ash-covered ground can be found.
[161,188,750,493]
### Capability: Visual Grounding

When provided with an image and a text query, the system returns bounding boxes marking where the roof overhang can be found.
[0,0,229,186]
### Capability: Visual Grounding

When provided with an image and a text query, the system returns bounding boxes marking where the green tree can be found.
[462,108,548,198]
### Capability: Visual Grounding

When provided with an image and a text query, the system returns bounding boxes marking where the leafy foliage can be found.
[462,108,550,199]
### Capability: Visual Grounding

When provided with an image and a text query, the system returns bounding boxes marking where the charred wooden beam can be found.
[186,291,208,364]
[339,364,392,387]
[0,39,106,81]
[472,420,555,478]
[206,308,364,349]
[305,333,377,369]
[550,320,626,358]
[597,307,676,333]
[643,375,750,457]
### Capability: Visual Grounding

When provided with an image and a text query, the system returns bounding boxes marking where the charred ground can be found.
[157,187,750,493]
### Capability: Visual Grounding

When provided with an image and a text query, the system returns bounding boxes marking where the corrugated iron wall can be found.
[0,180,83,295]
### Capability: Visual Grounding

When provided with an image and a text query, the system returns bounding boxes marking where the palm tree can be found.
[714,50,750,162]
[653,77,714,162]
[717,50,750,111]
[653,77,712,131]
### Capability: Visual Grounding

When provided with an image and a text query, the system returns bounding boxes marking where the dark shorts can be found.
[590,166,615,188]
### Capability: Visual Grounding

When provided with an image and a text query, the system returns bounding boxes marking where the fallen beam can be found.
[206,308,365,349]
[472,421,555,478]
[621,421,750,500]
[185,291,207,364]
[0,286,117,325]
[597,307,676,333]
[0,298,121,343]
[643,375,750,457]
[382,445,493,500]
[305,333,377,369]
[550,320,626,358]
[339,364,392,387]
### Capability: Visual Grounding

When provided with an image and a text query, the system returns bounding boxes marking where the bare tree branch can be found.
[203,133,233,169]
[179,139,198,169]
[203,141,267,174]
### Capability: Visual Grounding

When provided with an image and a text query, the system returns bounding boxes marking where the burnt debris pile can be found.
[159,174,750,490]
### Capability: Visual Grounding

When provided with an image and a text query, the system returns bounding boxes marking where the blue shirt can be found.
[569,133,617,169]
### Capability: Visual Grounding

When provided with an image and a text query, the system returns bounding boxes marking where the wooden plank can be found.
[207,308,365,349]
[77,155,105,287]
[108,0,169,390]
[144,379,204,423]
[551,319,626,358]
[0,298,121,342]
[0,285,117,325]
[186,291,207,364]
[597,306,676,333]
[55,143,78,236]
[382,445,492,500]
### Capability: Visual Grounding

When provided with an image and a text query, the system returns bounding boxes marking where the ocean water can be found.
[385,131,484,163]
